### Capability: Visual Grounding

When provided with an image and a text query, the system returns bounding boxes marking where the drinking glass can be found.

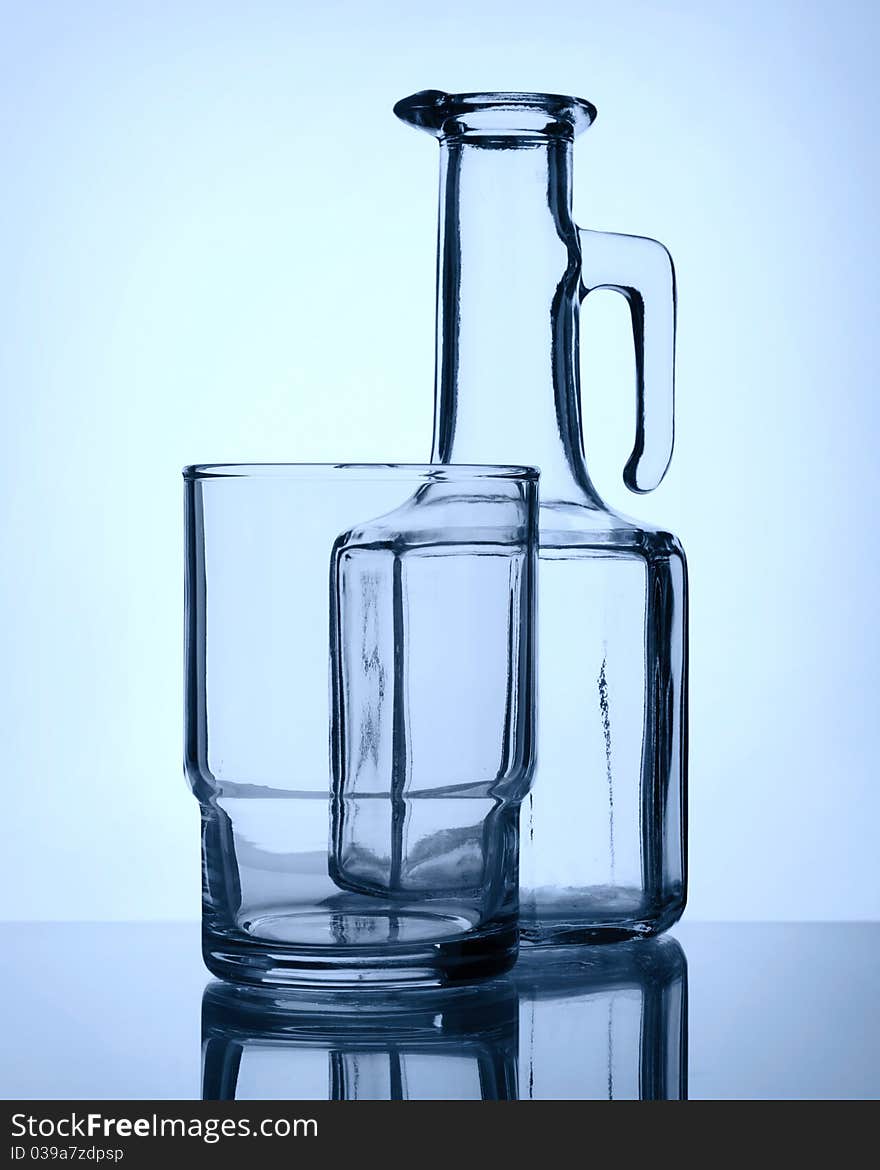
[184,464,538,986]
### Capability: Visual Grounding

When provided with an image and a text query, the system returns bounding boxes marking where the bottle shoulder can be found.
[334,484,533,553]
[539,499,685,559]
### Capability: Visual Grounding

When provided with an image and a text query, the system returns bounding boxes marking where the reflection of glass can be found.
[184,463,537,987]
[514,936,687,1099]
[202,938,686,1101]
[201,980,518,1100]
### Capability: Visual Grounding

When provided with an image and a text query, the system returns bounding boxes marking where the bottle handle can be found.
[577,228,677,494]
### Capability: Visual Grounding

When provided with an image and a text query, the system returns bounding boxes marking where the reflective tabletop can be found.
[2,923,877,1100]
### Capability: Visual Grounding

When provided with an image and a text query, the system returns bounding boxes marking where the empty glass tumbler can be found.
[184,464,538,986]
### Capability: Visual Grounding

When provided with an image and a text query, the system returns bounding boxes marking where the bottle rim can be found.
[394,90,596,139]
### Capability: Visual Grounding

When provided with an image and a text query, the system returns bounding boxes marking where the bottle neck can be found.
[431,135,599,506]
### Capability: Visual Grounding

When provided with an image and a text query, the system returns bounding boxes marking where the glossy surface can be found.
[3,922,877,1100]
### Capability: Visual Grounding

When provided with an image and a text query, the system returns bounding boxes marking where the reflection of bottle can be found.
[514,936,687,1099]
[397,90,687,943]
[329,477,537,961]
[202,978,519,1101]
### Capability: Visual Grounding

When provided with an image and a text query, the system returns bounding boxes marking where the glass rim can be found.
[183,462,539,482]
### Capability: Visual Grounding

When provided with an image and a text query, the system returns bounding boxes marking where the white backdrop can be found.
[2,0,877,920]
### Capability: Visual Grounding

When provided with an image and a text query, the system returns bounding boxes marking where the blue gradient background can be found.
[1,0,877,921]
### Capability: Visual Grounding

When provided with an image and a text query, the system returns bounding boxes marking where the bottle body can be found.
[521,511,687,942]
[328,483,537,940]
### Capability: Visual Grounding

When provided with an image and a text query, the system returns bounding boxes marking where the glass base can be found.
[203,917,518,988]
[519,888,685,947]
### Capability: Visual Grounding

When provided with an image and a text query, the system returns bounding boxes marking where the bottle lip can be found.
[394,90,597,140]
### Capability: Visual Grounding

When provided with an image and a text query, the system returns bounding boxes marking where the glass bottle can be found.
[395,90,687,943]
